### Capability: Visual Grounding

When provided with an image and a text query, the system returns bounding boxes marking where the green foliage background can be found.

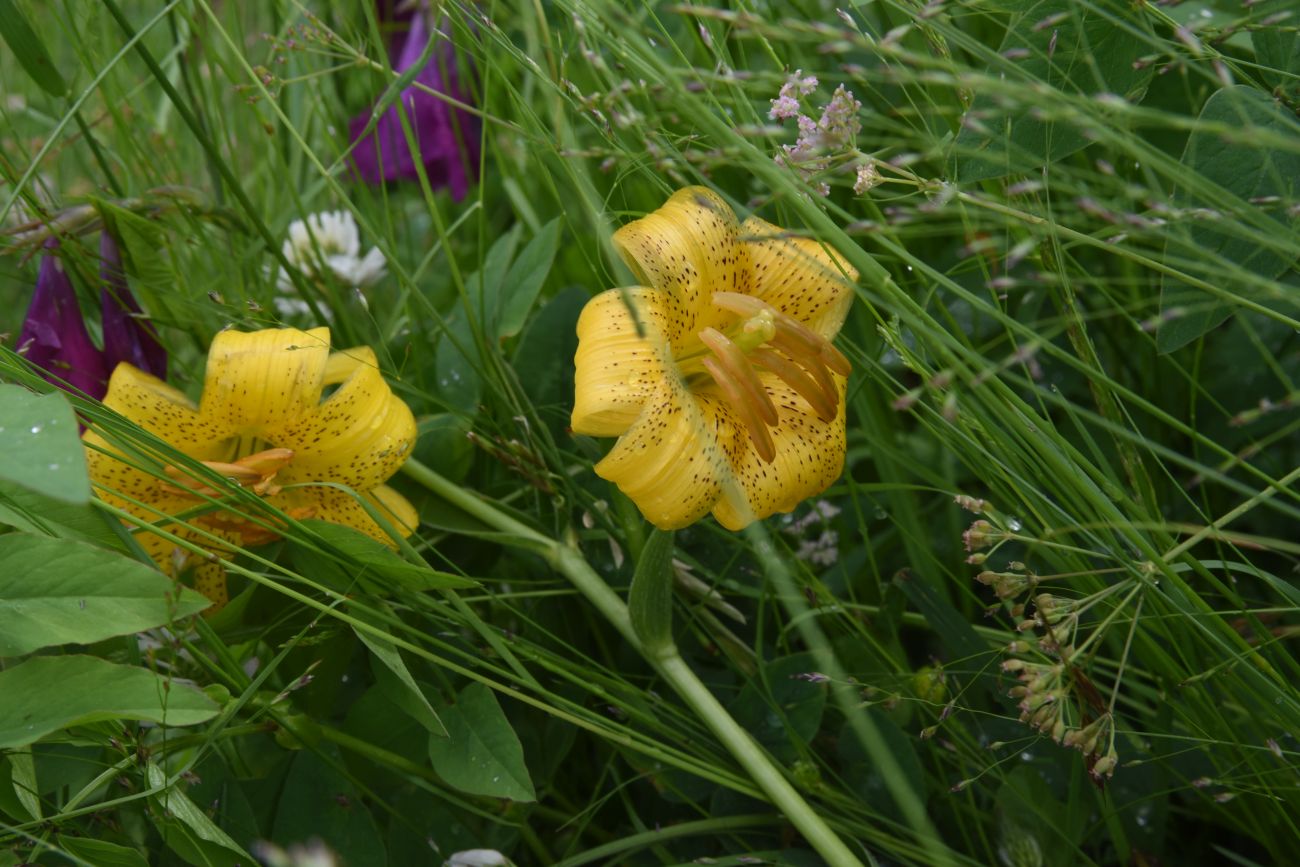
[1,0,1298,864]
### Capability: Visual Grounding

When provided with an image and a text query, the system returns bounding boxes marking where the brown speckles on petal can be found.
[83,326,420,611]
[612,187,753,332]
[741,215,857,339]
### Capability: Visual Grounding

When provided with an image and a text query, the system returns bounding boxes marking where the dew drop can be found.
[1006,517,1023,531]
[48,463,59,471]
[29,424,43,434]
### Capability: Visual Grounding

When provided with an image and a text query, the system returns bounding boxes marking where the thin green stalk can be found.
[402,458,865,866]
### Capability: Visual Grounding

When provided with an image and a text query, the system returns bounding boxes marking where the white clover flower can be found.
[278,210,386,291]
[445,851,513,867]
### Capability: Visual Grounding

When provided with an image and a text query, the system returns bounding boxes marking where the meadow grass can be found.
[1,0,1298,864]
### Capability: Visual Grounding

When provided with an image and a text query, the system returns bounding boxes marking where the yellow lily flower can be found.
[84,327,419,609]
[571,187,857,530]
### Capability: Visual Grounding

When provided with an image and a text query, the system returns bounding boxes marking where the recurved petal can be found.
[199,327,330,435]
[302,484,420,544]
[93,363,232,457]
[594,375,749,530]
[612,187,752,333]
[741,216,857,339]
[711,372,847,531]
[571,287,677,437]
[275,347,416,490]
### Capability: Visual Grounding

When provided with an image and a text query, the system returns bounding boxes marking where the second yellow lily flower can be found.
[84,327,419,608]
[571,187,857,530]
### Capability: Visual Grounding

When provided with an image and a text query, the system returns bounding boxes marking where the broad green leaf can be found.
[0,533,210,655]
[628,528,676,655]
[1157,86,1300,351]
[511,285,585,438]
[497,218,561,338]
[413,413,474,484]
[839,709,926,823]
[354,610,446,736]
[296,519,475,592]
[951,0,1152,181]
[0,0,67,96]
[58,838,150,867]
[0,477,131,552]
[472,222,522,330]
[272,749,386,867]
[146,763,253,867]
[1251,0,1300,97]
[95,201,177,321]
[994,766,1079,867]
[427,682,536,802]
[8,748,38,822]
[729,652,828,764]
[434,312,483,413]
[0,656,219,749]
[0,385,90,504]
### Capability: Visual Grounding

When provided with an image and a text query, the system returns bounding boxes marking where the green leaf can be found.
[839,709,926,823]
[628,528,676,655]
[951,0,1152,181]
[272,749,386,867]
[0,656,219,749]
[0,385,90,504]
[295,519,475,592]
[58,838,150,867]
[3,749,38,821]
[354,611,446,736]
[1251,0,1300,98]
[497,218,561,339]
[146,763,254,867]
[472,222,522,330]
[434,312,482,413]
[427,682,536,802]
[95,201,176,320]
[729,652,829,764]
[511,285,585,438]
[0,533,211,655]
[0,477,131,552]
[994,766,1079,867]
[0,0,67,96]
[1157,86,1300,351]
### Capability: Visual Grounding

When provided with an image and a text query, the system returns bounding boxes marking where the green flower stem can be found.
[402,459,864,866]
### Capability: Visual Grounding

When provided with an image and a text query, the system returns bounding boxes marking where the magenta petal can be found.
[17,241,109,400]
[349,13,480,199]
[99,232,167,380]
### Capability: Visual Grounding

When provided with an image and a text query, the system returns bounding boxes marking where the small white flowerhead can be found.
[854,161,881,195]
[445,850,513,867]
[279,209,387,290]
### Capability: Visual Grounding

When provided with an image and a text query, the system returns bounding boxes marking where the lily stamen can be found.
[163,447,295,499]
[751,348,837,422]
[702,356,777,463]
[698,327,779,425]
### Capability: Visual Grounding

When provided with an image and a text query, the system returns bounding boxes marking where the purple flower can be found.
[349,9,480,200]
[16,234,167,402]
[17,240,109,399]
[99,232,167,380]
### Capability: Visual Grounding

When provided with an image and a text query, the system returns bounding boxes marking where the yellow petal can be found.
[191,560,228,611]
[711,373,847,530]
[301,485,419,544]
[199,327,331,437]
[741,216,857,339]
[571,288,677,437]
[595,376,747,530]
[274,347,417,490]
[612,187,751,337]
[92,364,231,457]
